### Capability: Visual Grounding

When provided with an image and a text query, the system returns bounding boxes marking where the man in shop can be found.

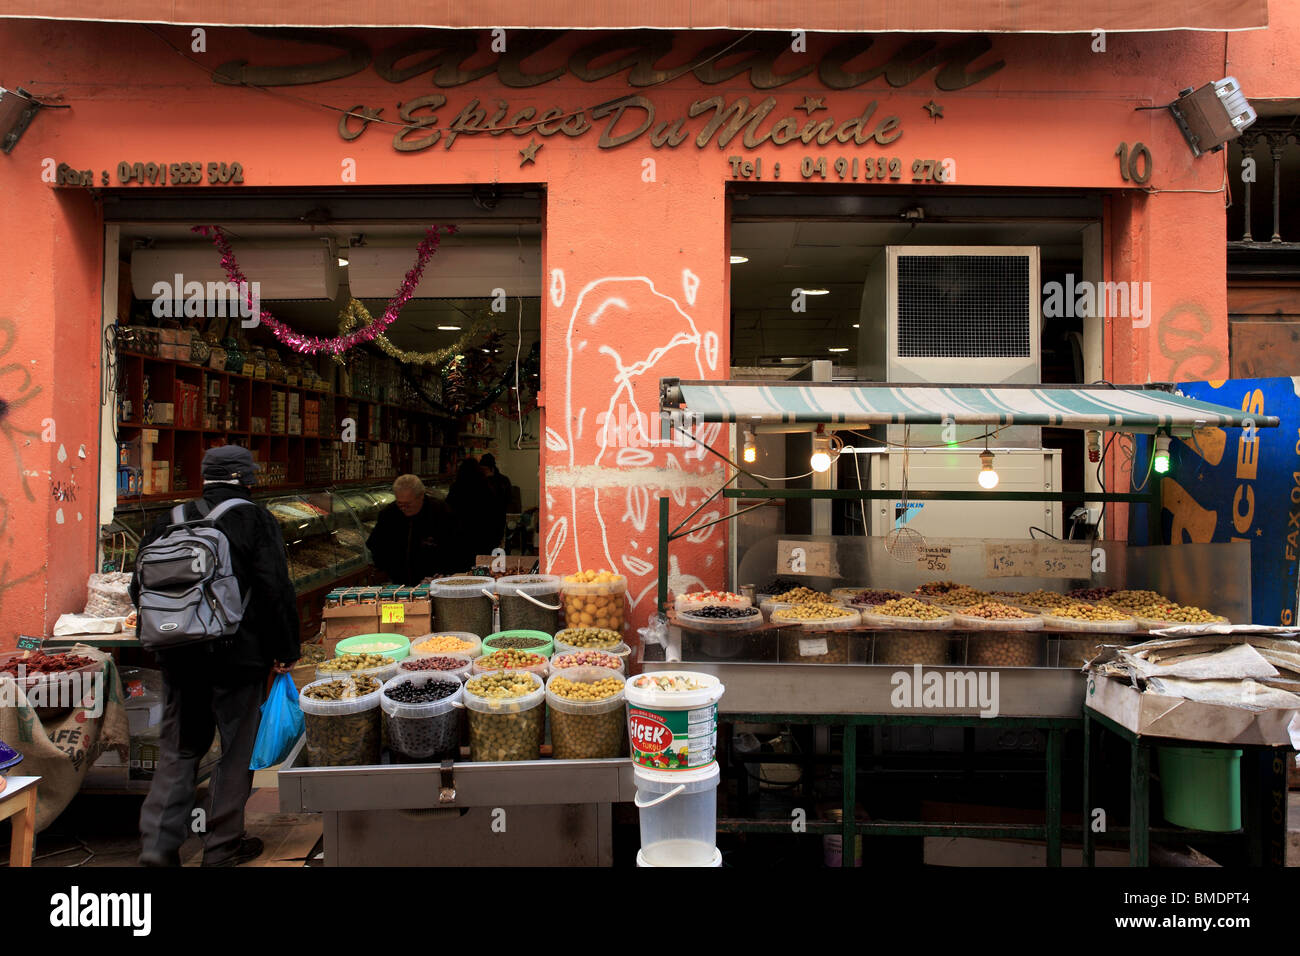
[479,453,517,548]
[367,473,460,584]
[131,445,300,868]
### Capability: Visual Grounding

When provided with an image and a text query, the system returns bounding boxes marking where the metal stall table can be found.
[277,739,636,866]
[1082,704,1292,867]
[641,632,1086,867]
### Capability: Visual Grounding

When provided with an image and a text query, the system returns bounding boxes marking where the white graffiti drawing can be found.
[615,447,655,467]
[684,510,721,543]
[703,331,720,371]
[555,276,709,581]
[550,268,566,307]
[682,268,700,306]
[623,555,655,577]
[545,427,568,452]
[623,486,650,532]
[544,515,569,574]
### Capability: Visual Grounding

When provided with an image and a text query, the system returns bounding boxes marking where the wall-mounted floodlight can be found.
[1167,77,1257,157]
[0,87,41,154]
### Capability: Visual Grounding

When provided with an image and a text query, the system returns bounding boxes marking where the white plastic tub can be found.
[634,764,720,867]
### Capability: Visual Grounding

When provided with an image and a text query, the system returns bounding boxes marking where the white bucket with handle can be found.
[633,763,720,867]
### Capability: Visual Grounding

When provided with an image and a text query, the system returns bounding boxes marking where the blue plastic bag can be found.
[250,672,304,770]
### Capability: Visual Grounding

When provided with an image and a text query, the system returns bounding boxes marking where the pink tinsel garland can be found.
[191,223,454,357]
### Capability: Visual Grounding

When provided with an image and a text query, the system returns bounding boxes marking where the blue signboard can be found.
[1132,377,1300,626]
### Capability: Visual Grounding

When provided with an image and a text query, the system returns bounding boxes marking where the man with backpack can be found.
[129,445,299,867]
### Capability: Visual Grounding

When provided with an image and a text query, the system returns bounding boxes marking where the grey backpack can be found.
[135,498,255,651]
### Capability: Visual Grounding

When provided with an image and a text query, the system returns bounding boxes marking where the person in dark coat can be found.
[366,474,460,584]
[130,445,299,868]
[446,456,505,565]
[479,453,514,547]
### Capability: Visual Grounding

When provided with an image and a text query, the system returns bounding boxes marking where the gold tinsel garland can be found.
[334,298,489,366]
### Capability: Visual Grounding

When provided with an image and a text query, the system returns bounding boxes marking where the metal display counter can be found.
[643,624,1087,866]
[277,738,636,866]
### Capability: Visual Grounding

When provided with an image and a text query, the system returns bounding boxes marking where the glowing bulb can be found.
[810,433,833,473]
[978,450,999,489]
[1153,434,1171,474]
[742,429,757,464]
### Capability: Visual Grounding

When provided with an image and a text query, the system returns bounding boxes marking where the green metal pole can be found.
[1131,740,1150,867]
[657,496,669,617]
[1082,712,1094,868]
[841,724,857,868]
[1046,728,1062,867]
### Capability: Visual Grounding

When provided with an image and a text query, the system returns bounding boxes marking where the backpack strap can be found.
[202,498,257,522]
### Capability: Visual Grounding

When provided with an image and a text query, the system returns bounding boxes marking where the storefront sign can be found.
[208,30,1006,157]
[1159,377,1300,626]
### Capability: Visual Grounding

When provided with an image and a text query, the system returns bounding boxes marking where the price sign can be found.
[915,544,953,573]
[777,540,837,577]
[16,635,43,651]
[381,603,405,624]
[985,541,1091,578]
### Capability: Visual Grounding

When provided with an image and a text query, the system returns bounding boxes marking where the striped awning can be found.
[661,380,1280,433]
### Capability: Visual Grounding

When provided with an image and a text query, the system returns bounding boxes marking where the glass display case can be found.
[336,489,384,534]
[108,489,370,596]
[265,492,368,594]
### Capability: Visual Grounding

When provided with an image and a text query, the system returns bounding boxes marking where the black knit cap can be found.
[201,445,260,485]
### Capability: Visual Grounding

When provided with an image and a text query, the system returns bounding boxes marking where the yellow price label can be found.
[381,603,405,624]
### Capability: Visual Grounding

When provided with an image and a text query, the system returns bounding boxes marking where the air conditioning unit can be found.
[858,245,1042,447]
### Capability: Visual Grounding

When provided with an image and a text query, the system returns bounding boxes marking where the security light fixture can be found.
[0,87,41,154]
[1167,77,1257,157]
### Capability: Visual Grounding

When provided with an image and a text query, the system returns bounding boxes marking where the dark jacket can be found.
[366,495,459,585]
[129,483,300,680]
[446,480,504,567]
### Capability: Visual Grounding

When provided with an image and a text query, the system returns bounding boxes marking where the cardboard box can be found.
[376,599,432,638]
[1086,673,1300,746]
[322,603,379,649]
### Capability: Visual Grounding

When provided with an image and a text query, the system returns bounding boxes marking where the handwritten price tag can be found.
[915,544,952,573]
[777,540,837,577]
[16,635,43,651]
[381,603,405,624]
[985,541,1090,578]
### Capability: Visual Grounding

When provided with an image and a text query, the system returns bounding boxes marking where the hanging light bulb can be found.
[1086,430,1101,463]
[742,429,757,464]
[810,432,833,473]
[977,431,998,488]
[1153,433,1171,474]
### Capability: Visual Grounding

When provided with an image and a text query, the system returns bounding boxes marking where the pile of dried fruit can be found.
[773,587,832,605]
[1043,603,1133,622]
[1067,586,1116,601]
[1103,589,1170,609]
[849,588,906,606]
[0,652,95,675]
[1133,603,1223,624]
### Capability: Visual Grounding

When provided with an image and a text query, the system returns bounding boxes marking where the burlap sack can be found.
[0,645,130,832]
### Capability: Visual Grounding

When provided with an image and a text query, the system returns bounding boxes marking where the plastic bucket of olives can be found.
[496,574,563,633]
[482,629,555,658]
[334,633,411,662]
[561,571,627,631]
[429,576,497,637]
[409,632,482,658]
[545,666,628,760]
[553,627,626,658]
[549,650,627,675]
[470,648,551,678]
[380,672,464,763]
[315,652,401,684]
[299,675,384,767]
[397,651,477,683]
[462,670,546,761]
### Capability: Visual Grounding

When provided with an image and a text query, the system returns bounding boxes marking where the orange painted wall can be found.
[0,22,1266,646]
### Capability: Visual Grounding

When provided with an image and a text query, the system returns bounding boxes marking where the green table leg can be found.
[842,724,856,868]
[1082,712,1094,868]
[1130,739,1150,867]
[1046,727,1062,867]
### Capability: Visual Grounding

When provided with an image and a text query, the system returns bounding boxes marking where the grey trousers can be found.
[139,673,264,865]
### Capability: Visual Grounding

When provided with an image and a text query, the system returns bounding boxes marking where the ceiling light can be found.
[796,288,830,296]
[437,325,462,331]
[852,323,860,329]
[1153,433,1171,474]
[337,255,349,267]
[828,347,848,353]
[730,255,749,264]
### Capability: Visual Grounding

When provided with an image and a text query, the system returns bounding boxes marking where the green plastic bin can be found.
[482,630,555,659]
[1157,747,1241,832]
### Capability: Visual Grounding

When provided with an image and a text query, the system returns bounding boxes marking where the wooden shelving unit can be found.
[113,350,460,500]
